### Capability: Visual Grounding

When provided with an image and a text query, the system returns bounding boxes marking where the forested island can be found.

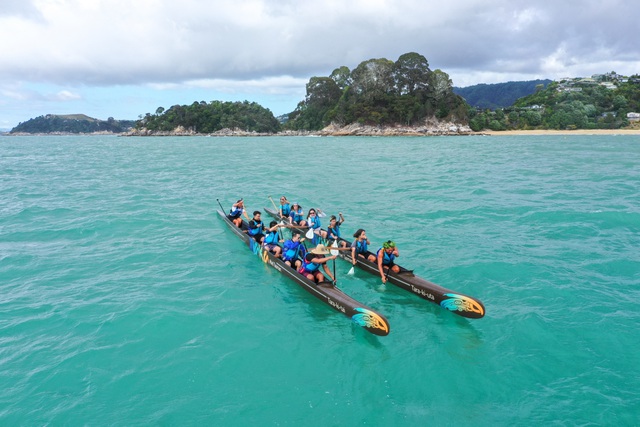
[129,52,468,136]
[10,114,136,134]
[8,52,640,135]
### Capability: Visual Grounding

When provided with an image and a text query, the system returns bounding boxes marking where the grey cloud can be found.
[0,0,638,88]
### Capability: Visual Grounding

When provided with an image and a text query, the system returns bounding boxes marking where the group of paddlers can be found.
[227,197,401,284]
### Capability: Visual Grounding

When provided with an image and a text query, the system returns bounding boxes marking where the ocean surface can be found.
[1,134,639,426]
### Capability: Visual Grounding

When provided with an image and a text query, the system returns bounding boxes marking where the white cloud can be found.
[0,0,639,126]
[50,90,82,101]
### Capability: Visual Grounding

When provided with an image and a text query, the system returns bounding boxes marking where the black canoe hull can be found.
[265,207,485,319]
[217,210,390,336]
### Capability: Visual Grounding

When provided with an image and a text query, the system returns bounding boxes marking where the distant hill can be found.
[10,114,136,134]
[454,80,553,109]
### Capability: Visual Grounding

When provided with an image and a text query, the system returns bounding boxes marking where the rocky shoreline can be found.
[123,119,474,137]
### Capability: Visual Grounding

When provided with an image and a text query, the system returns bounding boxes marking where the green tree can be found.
[329,66,352,90]
[394,52,431,95]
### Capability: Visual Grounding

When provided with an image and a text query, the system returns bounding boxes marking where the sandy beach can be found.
[479,128,640,136]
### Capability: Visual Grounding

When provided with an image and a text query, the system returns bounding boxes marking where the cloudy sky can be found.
[1,0,639,130]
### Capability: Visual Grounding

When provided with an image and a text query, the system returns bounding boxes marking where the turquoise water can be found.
[1,134,639,425]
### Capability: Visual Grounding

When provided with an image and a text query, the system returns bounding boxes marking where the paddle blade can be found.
[305,228,314,239]
[330,240,339,256]
[347,266,355,275]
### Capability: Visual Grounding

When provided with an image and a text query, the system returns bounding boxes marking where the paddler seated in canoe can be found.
[377,240,400,284]
[351,229,376,265]
[278,196,292,220]
[262,221,282,257]
[307,208,328,239]
[327,213,347,247]
[282,231,306,269]
[228,198,249,228]
[298,244,337,284]
[288,202,307,226]
[246,211,266,243]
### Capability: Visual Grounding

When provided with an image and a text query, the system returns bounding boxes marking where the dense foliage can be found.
[136,100,281,133]
[285,52,468,130]
[11,115,135,134]
[468,75,640,131]
[453,80,552,109]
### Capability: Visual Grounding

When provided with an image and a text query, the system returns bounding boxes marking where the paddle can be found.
[305,227,314,239]
[330,240,339,256]
[348,265,355,275]
[216,198,225,213]
[268,195,279,213]
[331,240,339,285]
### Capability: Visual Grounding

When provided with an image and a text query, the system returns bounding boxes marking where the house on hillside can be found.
[627,112,640,122]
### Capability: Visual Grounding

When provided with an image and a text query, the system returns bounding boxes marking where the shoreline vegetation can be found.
[6,124,640,137]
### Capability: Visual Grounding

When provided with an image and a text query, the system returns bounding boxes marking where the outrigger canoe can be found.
[217,208,391,336]
[264,207,485,319]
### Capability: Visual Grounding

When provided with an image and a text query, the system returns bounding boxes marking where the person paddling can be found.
[307,208,327,240]
[298,244,337,284]
[262,220,282,257]
[377,240,400,283]
[289,202,307,226]
[228,198,249,227]
[246,211,266,243]
[278,196,292,220]
[326,213,346,247]
[282,231,306,269]
[351,229,376,265]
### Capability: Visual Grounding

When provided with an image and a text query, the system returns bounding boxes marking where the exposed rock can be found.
[319,118,472,136]
[123,117,473,137]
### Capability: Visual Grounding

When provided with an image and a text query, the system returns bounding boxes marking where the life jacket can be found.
[247,219,263,236]
[327,225,340,239]
[308,215,321,230]
[353,239,368,254]
[376,248,396,265]
[229,206,243,219]
[283,240,303,261]
[291,208,304,223]
[300,254,320,272]
[264,230,279,245]
[280,203,291,217]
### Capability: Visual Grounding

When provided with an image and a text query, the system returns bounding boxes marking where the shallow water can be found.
[1,134,639,425]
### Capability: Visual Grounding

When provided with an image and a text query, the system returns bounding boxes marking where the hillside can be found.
[11,114,136,134]
[284,52,467,131]
[468,73,640,131]
[453,80,552,109]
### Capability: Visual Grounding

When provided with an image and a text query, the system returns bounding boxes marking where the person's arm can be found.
[328,228,336,239]
[338,212,344,225]
[310,255,335,265]
[377,251,386,283]
[243,209,250,221]
[322,263,335,282]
